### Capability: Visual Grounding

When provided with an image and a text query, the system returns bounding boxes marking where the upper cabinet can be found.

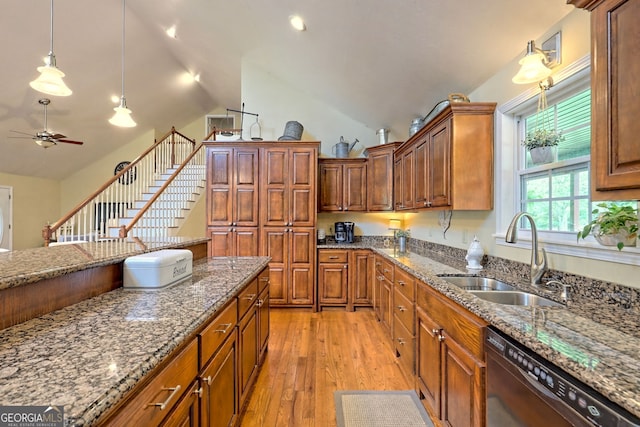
[366,142,402,211]
[570,0,640,200]
[318,159,367,212]
[394,102,496,211]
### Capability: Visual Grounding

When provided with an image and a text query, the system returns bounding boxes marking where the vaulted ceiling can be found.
[0,0,574,180]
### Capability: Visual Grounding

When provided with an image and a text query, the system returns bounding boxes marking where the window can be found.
[516,87,591,234]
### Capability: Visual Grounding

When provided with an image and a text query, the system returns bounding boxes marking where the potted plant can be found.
[395,229,410,253]
[577,203,638,250]
[523,87,564,165]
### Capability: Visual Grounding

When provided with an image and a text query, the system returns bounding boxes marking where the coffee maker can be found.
[334,222,355,243]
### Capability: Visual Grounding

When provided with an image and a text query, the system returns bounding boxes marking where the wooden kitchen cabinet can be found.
[207,227,259,257]
[262,146,317,227]
[317,250,349,308]
[366,142,402,211]
[205,146,259,257]
[350,249,373,309]
[318,159,367,212]
[393,268,416,376]
[416,281,487,427]
[569,0,640,200]
[394,102,496,211]
[200,331,237,427]
[238,279,259,407]
[261,227,315,306]
[373,255,393,335]
[257,269,270,362]
[161,381,200,427]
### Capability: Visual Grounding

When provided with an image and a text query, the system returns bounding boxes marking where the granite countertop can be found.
[368,248,640,420]
[0,256,270,426]
[0,236,209,291]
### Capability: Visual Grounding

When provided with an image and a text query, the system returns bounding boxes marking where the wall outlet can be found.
[462,229,468,244]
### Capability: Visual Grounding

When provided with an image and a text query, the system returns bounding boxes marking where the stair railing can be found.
[43,127,196,246]
[124,142,206,239]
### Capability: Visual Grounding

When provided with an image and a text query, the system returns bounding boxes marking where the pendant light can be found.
[30,0,72,97]
[109,0,136,127]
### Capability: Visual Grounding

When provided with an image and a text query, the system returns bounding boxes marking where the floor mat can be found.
[334,390,434,427]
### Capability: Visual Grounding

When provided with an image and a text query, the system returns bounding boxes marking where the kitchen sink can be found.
[469,291,564,307]
[439,276,517,291]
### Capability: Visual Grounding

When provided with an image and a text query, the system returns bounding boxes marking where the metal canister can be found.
[409,117,424,137]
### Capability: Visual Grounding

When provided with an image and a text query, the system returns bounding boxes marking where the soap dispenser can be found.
[465,236,484,270]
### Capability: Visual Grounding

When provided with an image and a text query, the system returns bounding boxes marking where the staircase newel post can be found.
[119,225,128,239]
[42,224,52,247]
[170,126,176,166]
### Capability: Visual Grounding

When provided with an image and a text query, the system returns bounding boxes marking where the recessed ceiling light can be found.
[289,15,306,31]
[166,24,177,39]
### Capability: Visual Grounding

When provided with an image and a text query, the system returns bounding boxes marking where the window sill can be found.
[493,233,640,266]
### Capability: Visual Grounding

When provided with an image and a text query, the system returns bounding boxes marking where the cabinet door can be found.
[257,285,270,360]
[261,148,289,226]
[201,333,238,427]
[343,163,367,211]
[161,381,200,427]
[590,0,640,199]
[318,162,343,212]
[260,228,287,305]
[380,279,392,334]
[234,227,259,257]
[417,308,442,420]
[208,227,258,257]
[393,155,403,210]
[441,335,485,427]
[429,120,451,208]
[207,148,233,226]
[367,147,396,211]
[350,250,372,307]
[289,228,315,305]
[414,137,430,208]
[208,227,233,257]
[234,148,259,226]
[289,148,316,226]
[401,149,415,209]
[318,263,348,306]
[238,305,259,407]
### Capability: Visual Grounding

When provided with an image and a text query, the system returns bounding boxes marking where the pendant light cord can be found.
[120,0,126,98]
[49,0,54,54]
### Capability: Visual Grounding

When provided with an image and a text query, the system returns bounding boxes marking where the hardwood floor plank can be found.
[239,309,412,427]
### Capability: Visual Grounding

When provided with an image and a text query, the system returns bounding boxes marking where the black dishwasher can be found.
[486,327,640,427]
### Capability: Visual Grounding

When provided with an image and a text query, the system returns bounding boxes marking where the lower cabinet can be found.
[416,281,487,427]
[101,267,270,427]
[392,267,415,376]
[317,249,373,311]
[373,255,393,334]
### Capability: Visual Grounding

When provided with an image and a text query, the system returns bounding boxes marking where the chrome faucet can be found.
[505,212,547,287]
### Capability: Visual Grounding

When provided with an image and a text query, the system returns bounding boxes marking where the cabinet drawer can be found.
[375,256,394,282]
[394,267,415,301]
[393,315,415,374]
[417,281,486,359]
[104,339,198,426]
[257,268,270,293]
[318,250,348,263]
[238,279,259,320]
[200,299,238,367]
[393,287,415,334]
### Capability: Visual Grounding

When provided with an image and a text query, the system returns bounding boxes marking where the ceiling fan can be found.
[10,98,84,148]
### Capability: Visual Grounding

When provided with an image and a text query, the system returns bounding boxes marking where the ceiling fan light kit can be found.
[30,0,72,97]
[110,0,136,127]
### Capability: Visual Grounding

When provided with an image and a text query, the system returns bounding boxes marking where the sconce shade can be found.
[109,96,136,127]
[512,40,553,84]
[388,219,401,230]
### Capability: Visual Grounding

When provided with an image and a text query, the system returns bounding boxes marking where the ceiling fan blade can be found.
[8,135,33,139]
[9,130,35,137]
[50,133,67,139]
[56,139,84,145]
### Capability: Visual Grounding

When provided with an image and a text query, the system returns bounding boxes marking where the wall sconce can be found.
[512,32,561,85]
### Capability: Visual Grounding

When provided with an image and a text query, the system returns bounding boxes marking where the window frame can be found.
[494,56,640,265]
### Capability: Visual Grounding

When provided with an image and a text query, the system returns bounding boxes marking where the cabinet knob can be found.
[397,280,405,286]
[397,305,406,312]
[397,338,406,345]
[438,334,446,342]
[344,207,348,211]
[193,387,203,397]
[338,207,343,211]
[431,328,440,335]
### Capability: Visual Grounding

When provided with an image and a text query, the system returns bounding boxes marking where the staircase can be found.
[43,127,206,246]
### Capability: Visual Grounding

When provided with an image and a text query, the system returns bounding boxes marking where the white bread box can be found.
[123,249,193,289]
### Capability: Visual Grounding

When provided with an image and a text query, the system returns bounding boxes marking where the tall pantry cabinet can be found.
[204,141,319,308]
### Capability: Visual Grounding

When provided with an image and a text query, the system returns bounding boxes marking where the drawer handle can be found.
[193,387,203,398]
[397,280,406,286]
[328,256,339,259]
[215,323,233,334]
[383,268,390,273]
[244,294,257,301]
[397,338,406,345]
[397,305,406,312]
[148,385,181,410]
[256,299,264,307]
[259,277,269,282]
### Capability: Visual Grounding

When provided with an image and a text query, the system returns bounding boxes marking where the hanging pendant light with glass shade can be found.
[109,0,136,127]
[30,0,72,97]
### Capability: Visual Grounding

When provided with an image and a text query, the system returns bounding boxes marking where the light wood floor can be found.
[238,308,413,427]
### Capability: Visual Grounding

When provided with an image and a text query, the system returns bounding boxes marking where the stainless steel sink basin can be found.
[440,276,517,291]
[469,291,564,307]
